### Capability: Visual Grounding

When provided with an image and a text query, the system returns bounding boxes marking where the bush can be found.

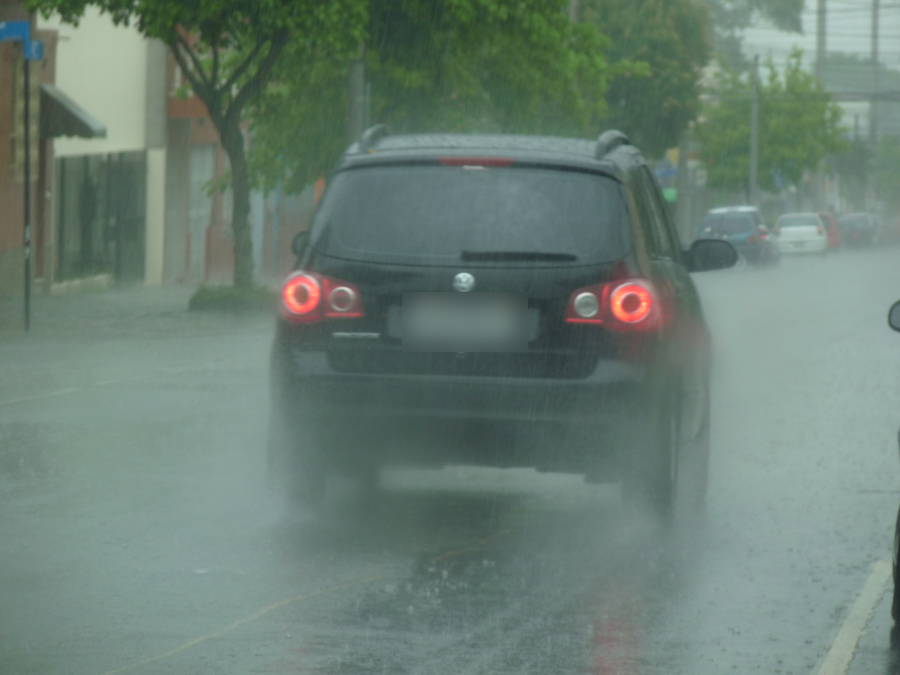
[188,285,278,313]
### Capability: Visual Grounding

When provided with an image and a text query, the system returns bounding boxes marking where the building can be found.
[38,6,168,288]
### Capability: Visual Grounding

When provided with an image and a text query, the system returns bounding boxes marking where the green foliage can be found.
[698,49,846,194]
[581,0,712,157]
[250,0,617,193]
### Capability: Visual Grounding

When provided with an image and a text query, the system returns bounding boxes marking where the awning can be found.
[40,83,107,140]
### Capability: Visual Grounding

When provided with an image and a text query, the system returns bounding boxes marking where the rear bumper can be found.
[270,348,656,472]
[277,350,645,422]
[776,238,827,254]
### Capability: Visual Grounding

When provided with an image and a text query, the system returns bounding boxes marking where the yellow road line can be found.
[98,573,382,675]
[816,559,892,675]
[430,528,512,565]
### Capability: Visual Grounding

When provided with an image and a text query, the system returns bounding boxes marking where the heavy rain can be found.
[2,2,900,675]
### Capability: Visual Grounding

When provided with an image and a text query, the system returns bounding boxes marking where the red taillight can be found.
[280,272,364,324]
[565,279,662,331]
[610,283,653,325]
[817,225,824,236]
[282,274,321,320]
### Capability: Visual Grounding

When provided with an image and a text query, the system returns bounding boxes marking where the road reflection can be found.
[267,466,705,674]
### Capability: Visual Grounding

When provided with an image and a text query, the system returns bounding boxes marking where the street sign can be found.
[0,21,44,60]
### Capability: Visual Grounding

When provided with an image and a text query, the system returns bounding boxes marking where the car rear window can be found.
[309,164,631,266]
[777,215,820,228]
[700,214,755,236]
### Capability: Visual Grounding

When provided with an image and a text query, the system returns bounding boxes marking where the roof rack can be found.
[594,130,631,159]
[358,124,391,152]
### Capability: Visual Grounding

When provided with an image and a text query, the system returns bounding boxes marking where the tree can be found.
[27,0,367,288]
[701,0,804,72]
[580,0,712,157]
[698,49,845,196]
[250,0,619,193]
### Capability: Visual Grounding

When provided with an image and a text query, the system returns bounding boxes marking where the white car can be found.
[774,213,828,255]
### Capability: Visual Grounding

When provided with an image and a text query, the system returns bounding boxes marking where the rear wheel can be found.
[624,399,678,521]
[267,414,327,514]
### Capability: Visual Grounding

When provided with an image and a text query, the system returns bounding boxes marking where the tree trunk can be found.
[220,126,253,289]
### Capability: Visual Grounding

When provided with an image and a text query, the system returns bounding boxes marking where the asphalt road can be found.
[2,249,900,675]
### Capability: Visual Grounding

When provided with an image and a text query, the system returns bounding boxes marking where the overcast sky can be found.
[743,0,900,71]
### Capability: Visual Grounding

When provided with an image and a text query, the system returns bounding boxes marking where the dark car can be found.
[836,213,878,247]
[697,207,779,267]
[268,127,737,519]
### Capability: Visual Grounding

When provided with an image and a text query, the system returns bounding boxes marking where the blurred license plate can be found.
[400,293,528,352]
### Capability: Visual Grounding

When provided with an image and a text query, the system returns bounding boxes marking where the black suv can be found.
[269,127,736,517]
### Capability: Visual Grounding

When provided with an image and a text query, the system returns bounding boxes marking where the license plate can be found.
[398,293,529,352]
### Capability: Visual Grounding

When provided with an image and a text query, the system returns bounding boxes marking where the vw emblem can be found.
[453,272,476,292]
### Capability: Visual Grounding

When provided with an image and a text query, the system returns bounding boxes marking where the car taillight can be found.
[774,226,781,236]
[565,279,662,331]
[280,271,364,324]
[817,225,824,236]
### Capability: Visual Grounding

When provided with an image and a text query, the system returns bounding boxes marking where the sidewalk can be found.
[0,285,274,342]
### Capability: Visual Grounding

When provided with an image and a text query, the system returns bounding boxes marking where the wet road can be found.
[2,249,900,675]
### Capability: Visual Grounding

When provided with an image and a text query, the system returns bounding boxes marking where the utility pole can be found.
[869,0,879,210]
[816,0,826,80]
[750,54,760,207]
[23,42,31,331]
[347,43,366,145]
[871,0,879,148]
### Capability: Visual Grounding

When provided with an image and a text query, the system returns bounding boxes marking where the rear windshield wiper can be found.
[460,250,578,262]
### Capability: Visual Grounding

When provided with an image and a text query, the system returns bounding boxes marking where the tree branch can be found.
[224,29,289,127]
[175,30,211,91]
[221,39,266,95]
[211,43,219,89]
[170,40,222,127]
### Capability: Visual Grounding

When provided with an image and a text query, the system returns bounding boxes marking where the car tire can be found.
[892,504,900,622]
[624,396,678,521]
[678,382,711,510]
[267,414,327,514]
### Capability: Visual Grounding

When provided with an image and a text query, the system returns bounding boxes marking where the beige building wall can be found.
[37,8,167,285]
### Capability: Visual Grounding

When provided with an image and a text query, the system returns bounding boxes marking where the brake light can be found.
[438,156,514,167]
[565,279,662,331]
[280,271,364,324]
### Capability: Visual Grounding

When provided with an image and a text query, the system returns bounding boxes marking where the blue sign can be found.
[0,20,44,61]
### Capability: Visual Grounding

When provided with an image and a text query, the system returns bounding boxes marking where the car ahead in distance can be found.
[697,206,779,267]
[889,300,900,620]
[269,127,737,519]
[819,212,841,250]
[774,213,828,255]
[836,213,878,247]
